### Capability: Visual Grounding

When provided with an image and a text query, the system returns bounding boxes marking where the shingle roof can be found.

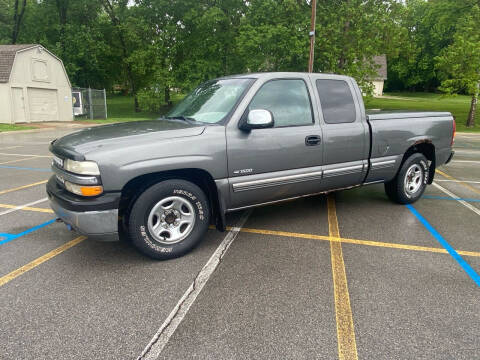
[371,55,387,81]
[0,44,37,83]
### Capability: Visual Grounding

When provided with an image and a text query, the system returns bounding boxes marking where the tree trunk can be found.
[11,0,27,44]
[165,86,171,106]
[467,82,479,128]
[55,0,69,58]
[102,0,139,112]
[338,19,350,70]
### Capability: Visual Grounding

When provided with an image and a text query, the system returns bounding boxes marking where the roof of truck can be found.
[218,72,353,81]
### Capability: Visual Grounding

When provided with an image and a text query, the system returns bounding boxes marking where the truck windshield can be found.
[166,78,253,124]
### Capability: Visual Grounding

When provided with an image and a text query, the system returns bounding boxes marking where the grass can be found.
[365,92,479,132]
[0,124,35,132]
[2,91,478,132]
[78,93,184,124]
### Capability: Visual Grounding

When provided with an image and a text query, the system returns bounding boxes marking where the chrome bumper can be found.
[49,196,119,237]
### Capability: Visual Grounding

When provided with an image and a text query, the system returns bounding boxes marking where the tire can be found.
[384,153,429,204]
[128,179,210,260]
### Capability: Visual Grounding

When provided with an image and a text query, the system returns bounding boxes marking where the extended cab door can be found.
[310,75,369,190]
[225,74,324,210]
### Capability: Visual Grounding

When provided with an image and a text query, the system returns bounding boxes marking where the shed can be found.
[0,44,73,124]
[368,55,387,97]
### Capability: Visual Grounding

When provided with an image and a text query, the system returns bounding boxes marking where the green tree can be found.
[314,0,405,93]
[435,5,480,127]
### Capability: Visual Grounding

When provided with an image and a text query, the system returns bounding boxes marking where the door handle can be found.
[305,135,321,146]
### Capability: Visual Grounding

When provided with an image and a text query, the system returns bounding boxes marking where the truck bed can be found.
[364,110,454,184]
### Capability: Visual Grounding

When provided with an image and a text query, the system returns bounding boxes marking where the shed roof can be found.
[0,44,37,83]
[370,55,387,81]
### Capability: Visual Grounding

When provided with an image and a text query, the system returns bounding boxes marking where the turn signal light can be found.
[80,186,104,197]
[65,181,103,197]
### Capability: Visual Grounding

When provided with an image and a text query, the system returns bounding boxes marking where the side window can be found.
[249,79,313,127]
[316,79,356,124]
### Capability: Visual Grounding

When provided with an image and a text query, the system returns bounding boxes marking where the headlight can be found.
[64,181,103,196]
[64,159,100,175]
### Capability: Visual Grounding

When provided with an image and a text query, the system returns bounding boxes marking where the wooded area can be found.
[0,0,479,126]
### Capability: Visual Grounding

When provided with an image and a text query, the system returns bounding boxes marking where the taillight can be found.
[451,118,456,146]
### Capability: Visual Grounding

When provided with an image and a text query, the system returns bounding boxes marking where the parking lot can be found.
[0,126,479,360]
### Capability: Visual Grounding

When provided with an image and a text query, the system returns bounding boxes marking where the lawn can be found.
[78,93,184,124]
[98,92,479,132]
[365,92,478,132]
[0,124,35,132]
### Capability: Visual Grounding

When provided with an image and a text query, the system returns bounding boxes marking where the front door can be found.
[226,76,324,209]
[12,87,26,123]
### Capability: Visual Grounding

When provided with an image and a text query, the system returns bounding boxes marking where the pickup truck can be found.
[48,72,455,259]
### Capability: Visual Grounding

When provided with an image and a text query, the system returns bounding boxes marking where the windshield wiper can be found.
[165,115,197,124]
[165,116,209,125]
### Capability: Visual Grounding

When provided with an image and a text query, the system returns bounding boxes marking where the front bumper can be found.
[47,176,120,237]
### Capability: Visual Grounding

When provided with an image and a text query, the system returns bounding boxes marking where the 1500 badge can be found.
[233,168,253,175]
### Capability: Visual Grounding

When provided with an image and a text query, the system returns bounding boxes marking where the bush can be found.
[137,87,166,113]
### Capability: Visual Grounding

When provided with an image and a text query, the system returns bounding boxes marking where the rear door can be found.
[225,74,324,210]
[311,75,369,190]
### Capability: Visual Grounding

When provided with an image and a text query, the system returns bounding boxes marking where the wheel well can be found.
[400,142,436,184]
[118,169,222,233]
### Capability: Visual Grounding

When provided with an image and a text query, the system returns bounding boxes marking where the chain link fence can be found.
[72,88,107,120]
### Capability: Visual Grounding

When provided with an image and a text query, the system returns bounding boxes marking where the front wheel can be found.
[385,153,429,204]
[128,179,210,260]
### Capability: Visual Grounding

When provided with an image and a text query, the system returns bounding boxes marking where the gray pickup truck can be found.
[48,72,455,259]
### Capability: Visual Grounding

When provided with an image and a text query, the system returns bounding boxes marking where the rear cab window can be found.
[316,79,356,124]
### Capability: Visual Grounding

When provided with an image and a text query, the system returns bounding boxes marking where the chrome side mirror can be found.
[240,109,274,130]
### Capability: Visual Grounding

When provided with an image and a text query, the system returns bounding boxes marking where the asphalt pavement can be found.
[0,127,479,360]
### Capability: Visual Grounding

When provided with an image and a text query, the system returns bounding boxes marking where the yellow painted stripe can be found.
[213,226,480,258]
[0,236,86,287]
[0,156,39,165]
[0,180,48,195]
[436,169,480,196]
[327,195,358,360]
[0,203,53,213]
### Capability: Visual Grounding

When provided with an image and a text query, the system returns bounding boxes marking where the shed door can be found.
[12,87,26,123]
[27,88,58,122]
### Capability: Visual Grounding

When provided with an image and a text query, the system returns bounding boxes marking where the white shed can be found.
[0,44,73,124]
[368,55,387,97]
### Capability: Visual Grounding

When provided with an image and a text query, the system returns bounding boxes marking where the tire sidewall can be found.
[399,153,428,202]
[129,180,210,259]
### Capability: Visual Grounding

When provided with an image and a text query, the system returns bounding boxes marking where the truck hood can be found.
[51,120,205,158]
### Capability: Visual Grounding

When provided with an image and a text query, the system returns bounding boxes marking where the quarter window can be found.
[249,79,313,127]
[316,79,356,124]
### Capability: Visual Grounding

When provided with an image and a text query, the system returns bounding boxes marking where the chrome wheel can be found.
[147,196,196,244]
[404,164,423,196]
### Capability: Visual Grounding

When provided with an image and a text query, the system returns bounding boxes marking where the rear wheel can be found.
[385,153,429,204]
[128,179,210,259]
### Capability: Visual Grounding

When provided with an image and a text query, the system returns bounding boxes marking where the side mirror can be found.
[240,109,274,130]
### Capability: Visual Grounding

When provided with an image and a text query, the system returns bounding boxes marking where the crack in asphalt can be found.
[138,211,251,360]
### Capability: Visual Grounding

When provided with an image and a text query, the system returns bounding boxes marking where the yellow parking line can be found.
[436,169,480,196]
[0,156,39,165]
[0,236,86,287]
[0,180,48,195]
[216,226,480,258]
[0,203,53,213]
[327,195,358,360]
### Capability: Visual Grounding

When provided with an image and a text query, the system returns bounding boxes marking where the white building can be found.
[0,44,73,124]
[369,55,387,97]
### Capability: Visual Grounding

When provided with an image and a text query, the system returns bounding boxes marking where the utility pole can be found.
[308,0,317,73]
